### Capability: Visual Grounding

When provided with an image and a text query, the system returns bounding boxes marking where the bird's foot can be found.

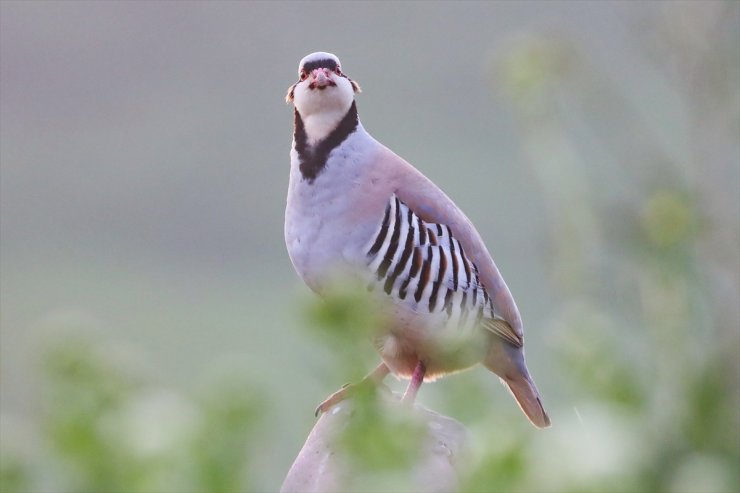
[314,380,391,417]
[314,362,391,417]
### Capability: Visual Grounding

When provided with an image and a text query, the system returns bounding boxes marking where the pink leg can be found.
[401,360,426,404]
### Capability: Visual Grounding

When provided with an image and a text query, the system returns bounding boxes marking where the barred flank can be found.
[366,195,506,336]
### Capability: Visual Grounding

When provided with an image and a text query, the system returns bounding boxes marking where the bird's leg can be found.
[315,362,390,416]
[401,360,426,404]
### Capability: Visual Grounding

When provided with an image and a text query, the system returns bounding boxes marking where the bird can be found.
[284,52,550,428]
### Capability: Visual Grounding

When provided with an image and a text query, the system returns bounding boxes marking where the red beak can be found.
[309,68,336,90]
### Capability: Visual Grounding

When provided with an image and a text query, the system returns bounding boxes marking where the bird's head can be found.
[286,52,361,118]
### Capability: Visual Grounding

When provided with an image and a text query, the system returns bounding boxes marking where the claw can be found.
[314,385,353,417]
[314,362,391,417]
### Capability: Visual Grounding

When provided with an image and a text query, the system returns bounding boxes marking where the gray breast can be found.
[284,136,378,291]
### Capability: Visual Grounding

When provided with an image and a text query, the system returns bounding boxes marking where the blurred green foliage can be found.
[191,381,264,493]
[305,278,389,381]
[0,456,27,493]
[1,332,264,493]
[338,387,423,472]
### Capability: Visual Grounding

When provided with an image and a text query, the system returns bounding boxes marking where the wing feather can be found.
[382,151,523,338]
[481,318,523,348]
[364,192,523,346]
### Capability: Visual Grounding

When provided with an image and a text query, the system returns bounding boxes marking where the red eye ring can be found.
[299,70,307,81]
[335,66,342,75]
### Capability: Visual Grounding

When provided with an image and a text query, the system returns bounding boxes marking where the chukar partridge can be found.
[285,52,550,428]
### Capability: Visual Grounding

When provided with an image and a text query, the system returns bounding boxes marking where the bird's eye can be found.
[299,70,307,81]
[335,66,342,75]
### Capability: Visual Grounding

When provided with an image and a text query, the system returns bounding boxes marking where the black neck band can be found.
[293,101,359,183]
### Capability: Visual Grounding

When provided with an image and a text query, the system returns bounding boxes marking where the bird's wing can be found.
[364,193,522,347]
[369,146,524,341]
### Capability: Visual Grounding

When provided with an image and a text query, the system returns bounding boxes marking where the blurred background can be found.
[1,1,738,492]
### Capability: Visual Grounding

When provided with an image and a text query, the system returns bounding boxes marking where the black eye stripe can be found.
[302,58,338,73]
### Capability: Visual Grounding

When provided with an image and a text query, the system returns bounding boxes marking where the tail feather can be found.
[482,338,551,428]
[502,375,551,428]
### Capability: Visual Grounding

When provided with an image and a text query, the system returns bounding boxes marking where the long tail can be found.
[501,372,550,428]
[483,338,551,428]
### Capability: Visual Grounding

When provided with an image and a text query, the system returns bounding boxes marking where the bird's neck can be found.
[293,102,359,183]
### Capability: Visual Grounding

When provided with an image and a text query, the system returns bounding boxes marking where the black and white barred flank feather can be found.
[365,195,523,347]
